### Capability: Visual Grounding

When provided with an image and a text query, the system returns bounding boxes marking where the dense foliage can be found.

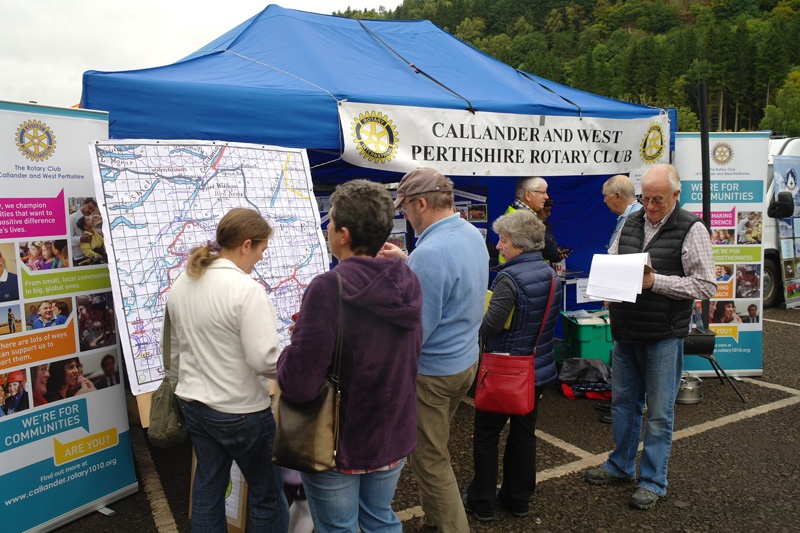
[336,0,800,134]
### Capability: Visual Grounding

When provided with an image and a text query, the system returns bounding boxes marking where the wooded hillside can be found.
[337,0,800,134]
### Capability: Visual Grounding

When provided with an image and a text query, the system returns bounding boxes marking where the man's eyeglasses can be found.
[641,196,667,206]
[397,195,418,216]
[528,189,548,196]
[397,198,411,216]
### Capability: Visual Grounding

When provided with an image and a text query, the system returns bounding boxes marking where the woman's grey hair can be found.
[492,209,545,252]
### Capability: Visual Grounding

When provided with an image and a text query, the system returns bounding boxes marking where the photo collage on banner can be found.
[773,155,800,306]
[675,132,769,376]
[0,101,137,532]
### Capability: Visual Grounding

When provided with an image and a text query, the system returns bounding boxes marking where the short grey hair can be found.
[602,175,636,200]
[643,164,681,192]
[492,209,545,252]
[515,176,547,200]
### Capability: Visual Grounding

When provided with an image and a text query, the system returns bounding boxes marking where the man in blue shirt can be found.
[597,175,644,420]
[603,174,642,249]
[381,168,489,532]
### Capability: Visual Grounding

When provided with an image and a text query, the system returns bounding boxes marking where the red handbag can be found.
[474,276,555,416]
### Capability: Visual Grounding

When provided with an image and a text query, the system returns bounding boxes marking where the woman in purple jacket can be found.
[278,179,423,533]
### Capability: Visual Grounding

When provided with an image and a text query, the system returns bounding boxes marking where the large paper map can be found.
[88,140,328,394]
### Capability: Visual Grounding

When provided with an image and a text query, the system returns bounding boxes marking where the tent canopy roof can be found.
[81,4,666,153]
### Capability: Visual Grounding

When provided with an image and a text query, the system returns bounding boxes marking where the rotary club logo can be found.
[16,119,57,162]
[639,122,665,164]
[711,142,734,166]
[350,111,399,164]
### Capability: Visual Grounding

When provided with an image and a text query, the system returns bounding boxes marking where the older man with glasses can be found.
[382,168,489,532]
[502,177,566,264]
[584,164,716,510]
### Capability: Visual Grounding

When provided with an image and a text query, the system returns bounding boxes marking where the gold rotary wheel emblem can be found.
[639,122,666,165]
[350,111,399,164]
[711,142,734,166]
[16,119,57,162]
[639,123,665,164]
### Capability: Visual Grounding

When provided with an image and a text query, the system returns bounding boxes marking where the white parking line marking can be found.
[537,432,594,460]
[397,377,800,522]
[763,318,800,326]
[131,428,180,533]
[740,378,800,395]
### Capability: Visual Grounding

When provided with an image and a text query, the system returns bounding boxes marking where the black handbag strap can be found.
[162,306,172,370]
[532,275,556,355]
[331,272,343,389]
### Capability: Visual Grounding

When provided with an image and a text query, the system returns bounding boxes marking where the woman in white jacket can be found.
[166,208,288,532]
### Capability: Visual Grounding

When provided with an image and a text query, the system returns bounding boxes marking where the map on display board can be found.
[88,140,328,394]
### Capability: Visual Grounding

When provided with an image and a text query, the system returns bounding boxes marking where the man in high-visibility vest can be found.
[501,177,564,264]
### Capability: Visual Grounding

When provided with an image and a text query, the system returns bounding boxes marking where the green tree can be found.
[631,36,662,101]
[481,33,515,65]
[636,1,681,33]
[676,105,702,131]
[754,17,792,109]
[729,19,756,130]
[760,72,800,136]
[544,8,566,38]
[590,43,615,96]
[454,16,487,44]
[592,0,623,31]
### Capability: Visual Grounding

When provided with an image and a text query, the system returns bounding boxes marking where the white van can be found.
[763,136,800,307]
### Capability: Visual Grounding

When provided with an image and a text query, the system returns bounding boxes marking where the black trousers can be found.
[466,392,543,514]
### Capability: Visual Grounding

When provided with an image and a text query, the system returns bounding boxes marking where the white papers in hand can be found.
[586,253,654,303]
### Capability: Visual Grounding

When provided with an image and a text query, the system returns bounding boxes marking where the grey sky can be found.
[1,1,397,108]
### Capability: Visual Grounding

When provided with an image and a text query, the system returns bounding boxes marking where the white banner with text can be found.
[339,102,670,176]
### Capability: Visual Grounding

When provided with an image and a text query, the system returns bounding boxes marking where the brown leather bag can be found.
[272,273,342,473]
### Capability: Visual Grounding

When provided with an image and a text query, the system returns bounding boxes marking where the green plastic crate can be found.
[554,338,566,365]
[560,310,613,366]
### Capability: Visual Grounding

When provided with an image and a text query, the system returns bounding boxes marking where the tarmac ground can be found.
[54,306,800,532]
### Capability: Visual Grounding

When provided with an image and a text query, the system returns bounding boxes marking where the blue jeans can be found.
[179,400,289,533]
[301,459,405,533]
[604,338,684,497]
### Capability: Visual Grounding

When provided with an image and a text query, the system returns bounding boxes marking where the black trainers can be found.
[495,495,530,518]
[584,467,631,485]
[462,493,494,522]
[630,487,659,510]
[594,400,612,412]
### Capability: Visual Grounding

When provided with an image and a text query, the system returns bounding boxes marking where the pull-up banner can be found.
[339,101,670,176]
[675,132,769,377]
[0,101,137,532]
